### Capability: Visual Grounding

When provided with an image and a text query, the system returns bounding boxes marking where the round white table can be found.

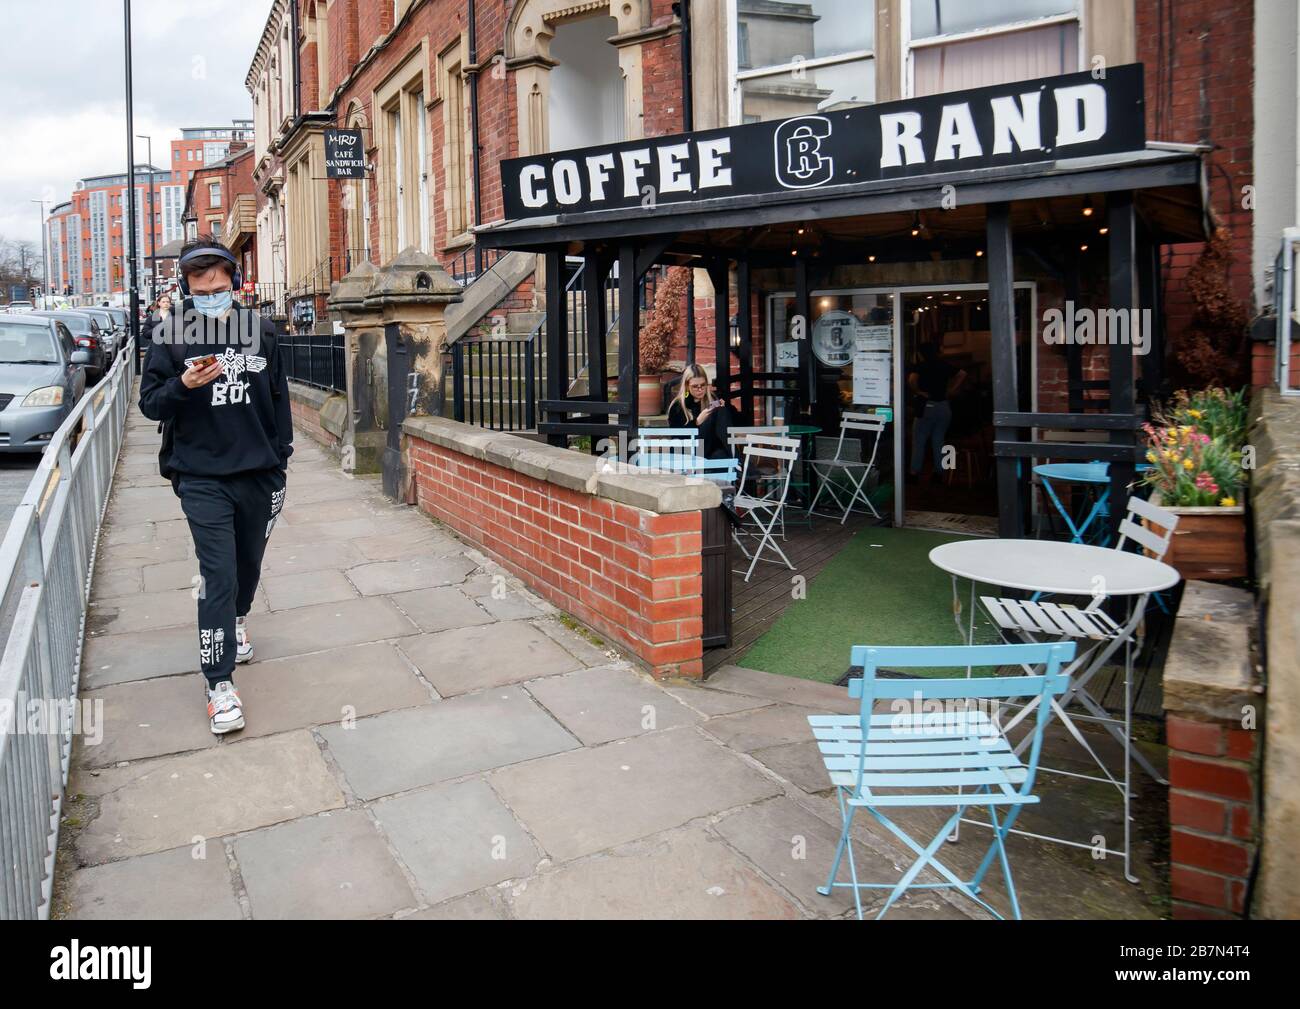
[929,539,1179,597]
[928,537,1180,883]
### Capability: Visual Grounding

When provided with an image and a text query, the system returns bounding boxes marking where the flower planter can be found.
[638,375,664,416]
[1148,494,1248,581]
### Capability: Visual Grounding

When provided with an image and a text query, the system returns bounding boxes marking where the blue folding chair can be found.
[634,428,699,473]
[807,641,1075,920]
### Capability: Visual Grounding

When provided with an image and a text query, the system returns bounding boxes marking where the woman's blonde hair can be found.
[673,363,711,423]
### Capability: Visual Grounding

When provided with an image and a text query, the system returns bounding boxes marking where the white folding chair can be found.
[728,425,791,531]
[807,412,885,523]
[976,494,1179,880]
[732,435,800,582]
[633,427,699,474]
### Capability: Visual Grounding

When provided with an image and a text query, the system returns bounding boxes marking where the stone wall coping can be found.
[403,415,722,514]
[1163,579,1262,723]
[288,381,332,411]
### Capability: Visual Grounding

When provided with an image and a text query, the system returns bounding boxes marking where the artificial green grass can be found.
[737,526,1003,683]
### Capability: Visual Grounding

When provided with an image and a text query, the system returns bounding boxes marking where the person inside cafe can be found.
[907,342,967,483]
[667,363,741,459]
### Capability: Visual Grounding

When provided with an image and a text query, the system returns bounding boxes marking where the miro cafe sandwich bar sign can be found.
[501,64,1146,220]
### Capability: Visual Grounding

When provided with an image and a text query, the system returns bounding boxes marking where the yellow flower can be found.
[1188,409,1203,419]
[1146,451,1157,463]
[1220,496,1236,507]
[1183,458,1195,470]
[1179,425,1193,434]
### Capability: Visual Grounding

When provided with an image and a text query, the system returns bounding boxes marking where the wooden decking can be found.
[702,511,875,676]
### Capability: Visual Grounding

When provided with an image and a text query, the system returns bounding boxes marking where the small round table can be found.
[1033,462,1152,544]
[928,537,1179,880]
[783,424,821,510]
[929,538,1179,598]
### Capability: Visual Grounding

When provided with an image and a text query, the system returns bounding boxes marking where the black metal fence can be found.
[278,323,347,394]
[451,336,540,431]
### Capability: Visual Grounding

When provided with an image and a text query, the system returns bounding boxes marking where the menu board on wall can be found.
[853,352,891,406]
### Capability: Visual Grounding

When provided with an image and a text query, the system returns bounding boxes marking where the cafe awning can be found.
[468,65,1209,541]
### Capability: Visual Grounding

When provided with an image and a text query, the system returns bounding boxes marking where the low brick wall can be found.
[288,381,344,454]
[403,416,721,678]
[1163,581,1262,919]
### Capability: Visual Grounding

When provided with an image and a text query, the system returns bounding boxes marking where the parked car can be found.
[75,307,121,357]
[6,301,34,314]
[31,311,108,380]
[0,314,90,454]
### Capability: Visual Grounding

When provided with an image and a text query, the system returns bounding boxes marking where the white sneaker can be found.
[206,681,245,734]
[235,616,253,663]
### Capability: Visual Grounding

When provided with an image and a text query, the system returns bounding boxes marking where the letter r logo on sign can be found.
[774,116,834,189]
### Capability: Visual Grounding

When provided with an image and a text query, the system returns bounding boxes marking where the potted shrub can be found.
[1140,388,1248,581]
[638,266,690,415]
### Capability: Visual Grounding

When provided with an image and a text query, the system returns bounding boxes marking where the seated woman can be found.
[666,363,741,459]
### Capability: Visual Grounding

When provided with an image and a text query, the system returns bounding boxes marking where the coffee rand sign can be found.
[502,65,1145,219]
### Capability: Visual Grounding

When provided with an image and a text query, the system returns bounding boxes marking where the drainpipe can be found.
[290,0,300,119]
[468,0,484,275]
[673,0,696,363]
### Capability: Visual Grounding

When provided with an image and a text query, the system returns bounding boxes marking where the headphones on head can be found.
[177,245,242,297]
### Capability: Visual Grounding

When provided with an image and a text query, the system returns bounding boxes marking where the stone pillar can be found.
[362,247,463,503]
[326,261,383,474]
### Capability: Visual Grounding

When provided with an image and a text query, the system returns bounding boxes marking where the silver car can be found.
[77,307,121,356]
[0,315,90,454]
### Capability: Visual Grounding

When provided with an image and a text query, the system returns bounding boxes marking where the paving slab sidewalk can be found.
[52,394,1166,920]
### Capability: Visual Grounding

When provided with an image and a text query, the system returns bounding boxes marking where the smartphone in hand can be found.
[184,354,218,370]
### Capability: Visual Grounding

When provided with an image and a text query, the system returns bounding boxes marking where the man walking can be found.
[139,237,293,734]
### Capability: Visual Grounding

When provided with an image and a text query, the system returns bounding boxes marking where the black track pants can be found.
[177,468,287,687]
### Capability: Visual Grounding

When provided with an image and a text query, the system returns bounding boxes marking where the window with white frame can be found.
[209,181,222,208]
[732,0,875,124]
[907,0,1080,98]
[376,50,430,260]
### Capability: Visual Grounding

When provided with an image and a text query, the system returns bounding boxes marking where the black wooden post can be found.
[1136,224,1160,401]
[987,202,1023,539]
[544,249,568,447]
[737,257,755,422]
[1064,251,1084,414]
[583,248,608,405]
[708,260,731,409]
[1108,192,1138,543]
[794,254,814,414]
[618,242,639,446]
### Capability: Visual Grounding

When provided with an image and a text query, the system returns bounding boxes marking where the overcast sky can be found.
[0,0,271,255]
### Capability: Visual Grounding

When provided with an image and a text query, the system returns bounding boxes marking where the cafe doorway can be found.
[899,286,1035,531]
[767,282,1036,530]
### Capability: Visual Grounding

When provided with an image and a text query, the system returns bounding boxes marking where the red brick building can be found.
[45,165,178,304]
[184,144,258,284]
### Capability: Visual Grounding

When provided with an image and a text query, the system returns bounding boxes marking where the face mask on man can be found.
[193,290,233,318]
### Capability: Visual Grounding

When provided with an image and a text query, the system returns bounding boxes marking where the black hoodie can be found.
[138,301,294,477]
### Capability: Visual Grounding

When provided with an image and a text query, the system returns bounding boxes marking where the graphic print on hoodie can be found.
[138,303,294,478]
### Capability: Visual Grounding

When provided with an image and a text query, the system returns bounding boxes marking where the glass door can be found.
[896,286,1034,528]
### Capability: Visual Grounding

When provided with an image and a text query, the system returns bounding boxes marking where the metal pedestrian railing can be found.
[0,338,135,919]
